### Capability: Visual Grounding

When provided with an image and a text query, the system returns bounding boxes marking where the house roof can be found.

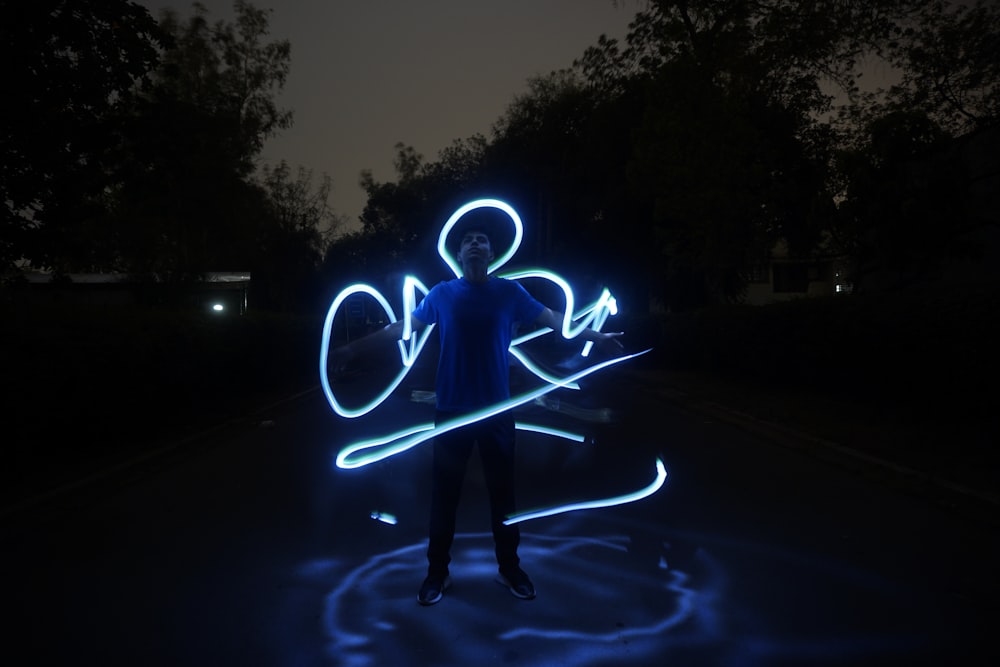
[22,271,251,284]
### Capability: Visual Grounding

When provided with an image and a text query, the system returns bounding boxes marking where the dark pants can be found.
[427,410,520,577]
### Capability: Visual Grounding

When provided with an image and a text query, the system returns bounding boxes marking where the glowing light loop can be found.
[321,198,665,522]
[437,198,524,278]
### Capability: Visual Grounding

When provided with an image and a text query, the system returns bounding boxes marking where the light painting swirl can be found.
[320,198,664,523]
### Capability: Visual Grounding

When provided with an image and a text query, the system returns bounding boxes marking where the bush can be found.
[652,281,1000,416]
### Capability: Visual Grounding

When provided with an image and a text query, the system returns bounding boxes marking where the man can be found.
[335,221,622,606]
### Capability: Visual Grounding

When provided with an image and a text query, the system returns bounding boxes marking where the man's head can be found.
[456,228,495,270]
[449,208,505,276]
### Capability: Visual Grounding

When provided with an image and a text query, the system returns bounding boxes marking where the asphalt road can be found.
[4,363,998,667]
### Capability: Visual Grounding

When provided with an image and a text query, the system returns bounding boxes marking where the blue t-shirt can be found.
[412,277,544,412]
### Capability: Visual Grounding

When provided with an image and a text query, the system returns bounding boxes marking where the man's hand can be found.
[535,308,626,354]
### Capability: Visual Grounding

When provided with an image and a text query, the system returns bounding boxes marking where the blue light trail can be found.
[333,349,650,469]
[320,198,666,523]
[504,458,667,525]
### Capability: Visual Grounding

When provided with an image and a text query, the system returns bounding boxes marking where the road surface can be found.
[4,364,997,666]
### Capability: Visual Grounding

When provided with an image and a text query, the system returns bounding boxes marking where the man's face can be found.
[458,230,494,267]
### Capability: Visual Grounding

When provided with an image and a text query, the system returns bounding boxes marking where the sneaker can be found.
[417,574,450,606]
[496,567,536,600]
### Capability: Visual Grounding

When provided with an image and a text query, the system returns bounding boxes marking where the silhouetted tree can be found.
[103,0,294,281]
[576,0,998,307]
[483,69,653,312]
[255,160,339,310]
[575,0,854,308]
[488,71,600,263]
[851,0,1000,137]
[834,111,972,290]
[0,0,164,276]
[339,137,489,284]
[828,0,1000,289]
[154,0,292,175]
[344,0,998,310]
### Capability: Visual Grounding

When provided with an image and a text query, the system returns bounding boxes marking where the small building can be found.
[743,240,850,306]
[19,271,252,314]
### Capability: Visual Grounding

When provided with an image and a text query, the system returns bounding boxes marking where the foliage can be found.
[332,0,999,309]
[487,70,610,261]
[103,93,274,280]
[2,0,334,311]
[102,0,298,283]
[154,0,292,175]
[255,161,340,310]
[865,0,1000,137]
[544,1,853,307]
[828,0,1000,290]
[832,110,973,289]
[0,0,165,275]
[482,70,656,311]
[331,137,489,285]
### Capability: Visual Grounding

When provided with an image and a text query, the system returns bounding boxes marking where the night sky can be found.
[136,0,639,230]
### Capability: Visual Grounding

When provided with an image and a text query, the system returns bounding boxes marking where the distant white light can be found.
[212,303,225,312]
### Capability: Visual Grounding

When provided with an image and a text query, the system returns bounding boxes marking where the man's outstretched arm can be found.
[533,307,625,353]
[330,317,427,374]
